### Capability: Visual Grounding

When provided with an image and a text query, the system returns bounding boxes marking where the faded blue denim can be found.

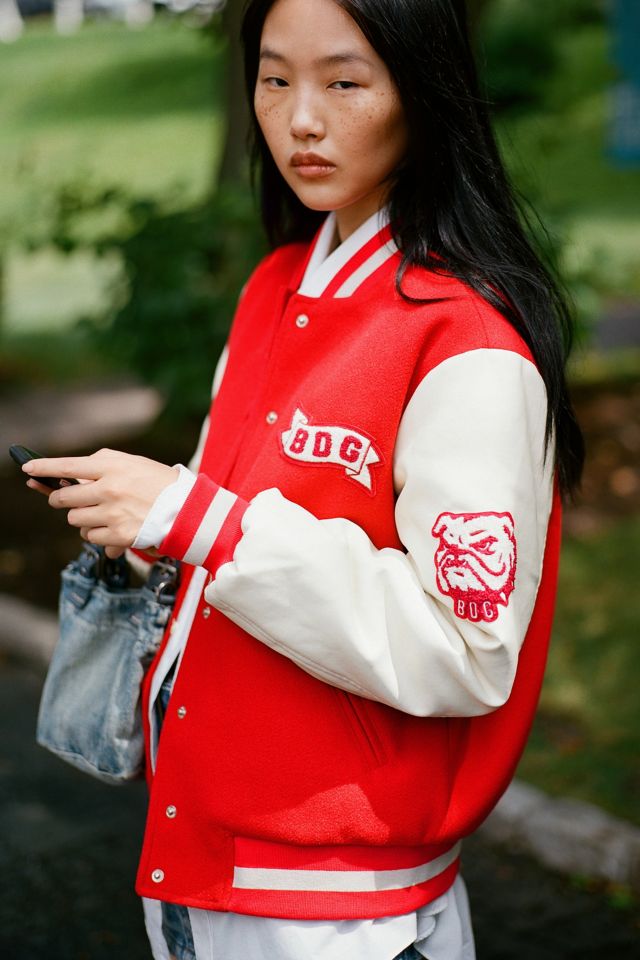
[36,545,174,784]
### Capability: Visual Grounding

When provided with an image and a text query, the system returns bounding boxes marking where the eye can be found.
[473,537,497,554]
[264,76,289,88]
[329,80,359,90]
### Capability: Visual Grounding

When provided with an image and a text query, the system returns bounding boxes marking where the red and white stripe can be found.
[227,837,461,919]
[159,474,248,573]
[298,210,398,299]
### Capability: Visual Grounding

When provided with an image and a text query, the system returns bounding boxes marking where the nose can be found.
[289,93,325,141]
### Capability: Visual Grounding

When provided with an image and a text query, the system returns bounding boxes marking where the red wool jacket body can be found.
[135,215,560,921]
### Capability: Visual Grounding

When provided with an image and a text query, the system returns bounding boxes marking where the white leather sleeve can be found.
[207,349,555,717]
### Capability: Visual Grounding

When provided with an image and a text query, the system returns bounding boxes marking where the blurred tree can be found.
[467,0,494,32]
[219,0,250,186]
[479,0,557,113]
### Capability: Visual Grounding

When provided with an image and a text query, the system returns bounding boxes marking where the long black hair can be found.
[241,0,584,498]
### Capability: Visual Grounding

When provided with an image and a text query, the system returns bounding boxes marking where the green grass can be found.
[519,516,640,824]
[0,15,223,335]
[0,16,221,216]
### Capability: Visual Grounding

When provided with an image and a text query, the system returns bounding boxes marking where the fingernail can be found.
[22,463,34,473]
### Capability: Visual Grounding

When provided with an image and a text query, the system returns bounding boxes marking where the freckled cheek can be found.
[255,96,288,132]
[336,110,399,162]
[339,95,400,132]
[256,106,289,155]
[333,106,379,148]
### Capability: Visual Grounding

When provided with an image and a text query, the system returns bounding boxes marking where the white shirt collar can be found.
[298,208,396,298]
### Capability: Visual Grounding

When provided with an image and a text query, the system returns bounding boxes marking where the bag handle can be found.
[75,543,128,588]
[74,543,179,600]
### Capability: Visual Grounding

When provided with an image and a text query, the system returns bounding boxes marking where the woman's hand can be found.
[22,448,179,559]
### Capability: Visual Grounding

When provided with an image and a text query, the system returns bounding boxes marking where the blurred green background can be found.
[1,0,639,827]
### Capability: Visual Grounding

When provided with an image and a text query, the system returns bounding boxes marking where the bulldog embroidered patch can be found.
[280,408,382,494]
[432,512,517,622]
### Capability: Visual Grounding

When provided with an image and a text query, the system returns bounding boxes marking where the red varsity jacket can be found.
[135,215,561,921]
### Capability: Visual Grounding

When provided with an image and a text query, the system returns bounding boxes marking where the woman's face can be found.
[254,0,409,241]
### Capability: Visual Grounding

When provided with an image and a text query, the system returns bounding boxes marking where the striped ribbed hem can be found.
[227,837,461,920]
[159,474,248,573]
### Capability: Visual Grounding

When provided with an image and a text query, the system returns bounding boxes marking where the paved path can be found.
[0,381,162,455]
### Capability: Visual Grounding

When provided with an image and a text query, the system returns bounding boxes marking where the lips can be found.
[291,151,335,168]
[290,152,336,179]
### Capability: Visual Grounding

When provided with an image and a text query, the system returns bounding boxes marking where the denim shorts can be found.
[156,674,423,960]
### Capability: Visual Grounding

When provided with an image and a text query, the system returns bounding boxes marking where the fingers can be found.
[22,456,100,482]
[80,526,111,547]
[22,448,170,556]
[105,546,126,560]
[66,506,107,529]
[21,448,119,482]
[80,527,129,554]
[79,523,135,551]
[26,479,54,496]
[47,482,100,511]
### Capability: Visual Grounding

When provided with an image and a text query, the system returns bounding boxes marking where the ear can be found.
[499,515,515,539]
[431,512,453,538]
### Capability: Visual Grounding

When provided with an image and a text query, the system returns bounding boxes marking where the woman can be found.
[24,0,584,957]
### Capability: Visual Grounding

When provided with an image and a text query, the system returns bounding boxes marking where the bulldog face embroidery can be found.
[432,512,517,622]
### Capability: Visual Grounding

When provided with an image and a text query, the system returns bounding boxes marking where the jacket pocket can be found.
[336,690,388,768]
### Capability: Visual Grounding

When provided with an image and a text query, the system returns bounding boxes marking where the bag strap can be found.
[74,544,179,599]
[75,543,129,589]
[144,558,180,605]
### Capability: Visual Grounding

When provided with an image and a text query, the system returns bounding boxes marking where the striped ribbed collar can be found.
[298,208,398,299]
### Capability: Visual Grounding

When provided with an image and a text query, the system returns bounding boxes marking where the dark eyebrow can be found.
[259,48,287,63]
[259,48,372,68]
[317,52,372,67]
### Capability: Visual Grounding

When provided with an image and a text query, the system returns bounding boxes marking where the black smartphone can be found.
[9,444,80,491]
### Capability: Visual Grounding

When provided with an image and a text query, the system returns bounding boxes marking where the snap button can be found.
[202,606,211,619]
[166,805,177,819]
[295,313,309,328]
[151,869,164,883]
[177,705,187,719]
[266,411,278,425]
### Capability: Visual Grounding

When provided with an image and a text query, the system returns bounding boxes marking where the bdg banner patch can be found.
[432,512,517,622]
[281,408,382,494]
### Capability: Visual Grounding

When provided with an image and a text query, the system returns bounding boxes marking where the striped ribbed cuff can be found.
[159,474,248,574]
[128,547,157,567]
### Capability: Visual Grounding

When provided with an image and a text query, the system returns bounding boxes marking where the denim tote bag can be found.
[36,543,179,785]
